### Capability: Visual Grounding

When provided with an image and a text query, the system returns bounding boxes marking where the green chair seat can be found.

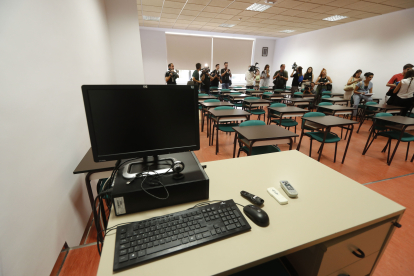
[274,89,284,93]
[322,91,331,95]
[260,86,269,90]
[305,132,341,143]
[230,92,241,95]
[378,131,414,142]
[198,93,208,96]
[240,145,281,156]
[250,109,266,115]
[286,86,291,89]
[217,123,238,132]
[302,112,325,130]
[234,103,243,107]
[233,86,242,88]
[263,92,273,95]
[272,118,298,127]
[210,86,218,89]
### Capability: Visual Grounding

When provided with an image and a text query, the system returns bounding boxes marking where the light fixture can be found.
[280,30,295,33]
[323,15,348,22]
[219,24,235,28]
[246,3,272,12]
[205,63,208,67]
[143,15,160,21]
[265,0,276,4]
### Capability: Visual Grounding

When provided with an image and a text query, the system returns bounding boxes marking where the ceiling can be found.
[136,0,414,38]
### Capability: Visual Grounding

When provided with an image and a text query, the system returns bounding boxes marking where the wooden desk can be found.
[198,96,216,102]
[297,116,358,163]
[363,116,414,165]
[318,105,356,119]
[331,93,344,98]
[232,125,298,157]
[243,99,271,108]
[262,93,284,101]
[370,104,404,114]
[96,151,404,276]
[322,98,350,105]
[200,102,235,135]
[268,106,309,127]
[208,109,251,154]
[284,98,314,107]
[73,148,117,239]
[228,94,248,101]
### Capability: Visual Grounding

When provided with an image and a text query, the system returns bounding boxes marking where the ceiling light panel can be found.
[246,3,272,12]
[323,15,348,21]
[280,30,295,33]
[219,24,235,28]
[143,15,160,21]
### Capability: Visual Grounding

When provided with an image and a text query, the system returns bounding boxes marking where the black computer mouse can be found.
[243,205,269,227]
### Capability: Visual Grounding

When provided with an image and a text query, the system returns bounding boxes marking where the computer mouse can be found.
[243,205,269,227]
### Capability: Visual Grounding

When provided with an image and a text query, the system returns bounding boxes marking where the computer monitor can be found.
[82,85,200,163]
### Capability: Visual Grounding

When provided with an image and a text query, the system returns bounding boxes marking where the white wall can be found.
[253,39,276,74]
[0,0,114,275]
[140,29,168,84]
[273,8,414,102]
[139,27,277,85]
[105,0,145,84]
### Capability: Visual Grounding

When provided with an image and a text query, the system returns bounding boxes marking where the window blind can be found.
[166,34,212,70]
[212,38,253,74]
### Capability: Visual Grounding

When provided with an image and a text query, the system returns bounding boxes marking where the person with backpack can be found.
[392,69,414,116]
[273,64,288,89]
[290,66,303,96]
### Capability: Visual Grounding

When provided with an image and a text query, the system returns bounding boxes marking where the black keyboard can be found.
[113,199,251,271]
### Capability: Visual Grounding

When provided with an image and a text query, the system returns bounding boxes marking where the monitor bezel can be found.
[82,84,200,162]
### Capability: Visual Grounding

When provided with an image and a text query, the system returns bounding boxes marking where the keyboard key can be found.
[131,241,137,247]
[172,235,177,241]
[119,249,127,256]
[236,223,241,228]
[221,227,227,233]
[134,246,139,251]
[202,232,211,238]
[129,252,137,259]
[177,234,183,239]
[189,231,195,236]
[224,221,229,226]
[159,239,165,244]
[120,228,127,234]
[211,229,216,235]
[226,224,236,231]
[120,234,126,239]
[128,248,134,253]
[119,255,128,262]
[216,228,222,234]
[166,237,171,243]
[194,228,208,234]
[196,234,203,240]
[239,218,245,226]
[147,242,153,248]
[138,250,146,258]
[141,244,147,249]
[198,220,206,227]
[119,243,130,250]
[182,238,189,244]
[189,236,196,242]
[153,240,159,246]
[120,239,128,244]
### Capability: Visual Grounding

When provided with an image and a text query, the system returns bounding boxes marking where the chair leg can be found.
[382,139,390,153]
[216,127,219,155]
[211,123,215,146]
[411,153,414,162]
[334,142,338,163]
[309,138,312,157]
[406,142,410,161]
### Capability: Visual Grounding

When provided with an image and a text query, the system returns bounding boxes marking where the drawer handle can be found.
[352,249,365,259]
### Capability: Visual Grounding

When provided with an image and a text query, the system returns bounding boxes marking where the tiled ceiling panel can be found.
[137,0,410,38]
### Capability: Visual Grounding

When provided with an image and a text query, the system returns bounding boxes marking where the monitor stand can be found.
[122,155,174,179]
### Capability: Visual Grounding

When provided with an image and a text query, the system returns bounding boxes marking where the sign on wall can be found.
[262,47,268,57]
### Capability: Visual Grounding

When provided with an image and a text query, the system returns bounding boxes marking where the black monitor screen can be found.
[82,85,200,162]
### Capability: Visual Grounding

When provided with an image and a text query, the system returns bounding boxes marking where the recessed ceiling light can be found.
[246,3,272,12]
[280,30,295,33]
[219,24,235,28]
[323,15,348,22]
[265,0,276,4]
[143,15,160,21]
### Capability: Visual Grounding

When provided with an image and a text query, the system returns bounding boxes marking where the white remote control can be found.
[267,187,288,205]
[280,180,298,198]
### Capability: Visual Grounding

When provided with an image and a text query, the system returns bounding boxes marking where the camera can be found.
[201,67,210,74]
[249,62,259,72]
[292,62,298,70]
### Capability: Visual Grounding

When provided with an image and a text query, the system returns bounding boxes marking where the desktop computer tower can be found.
[112,152,209,215]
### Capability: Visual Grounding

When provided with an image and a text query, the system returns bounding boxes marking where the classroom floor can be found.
[51,113,414,276]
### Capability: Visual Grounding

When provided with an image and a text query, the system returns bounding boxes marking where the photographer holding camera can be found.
[192,63,203,93]
[273,64,288,89]
[290,65,303,96]
[221,62,232,89]
[245,65,255,89]
[210,64,221,88]
[200,66,211,94]
[165,63,179,85]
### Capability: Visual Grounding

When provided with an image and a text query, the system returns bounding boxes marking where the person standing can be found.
[255,69,260,87]
[221,62,232,89]
[352,72,374,116]
[210,64,221,88]
[245,66,255,89]
[393,69,414,116]
[344,69,362,100]
[165,63,179,85]
[315,68,333,105]
[200,68,211,94]
[301,67,314,90]
[386,63,414,102]
[290,66,303,96]
[192,63,202,93]
[260,64,271,87]
[273,64,288,89]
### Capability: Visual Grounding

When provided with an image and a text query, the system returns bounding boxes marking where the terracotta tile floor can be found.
[53,112,414,276]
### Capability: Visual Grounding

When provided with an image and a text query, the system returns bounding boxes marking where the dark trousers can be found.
[394,96,414,116]
[246,86,254,89]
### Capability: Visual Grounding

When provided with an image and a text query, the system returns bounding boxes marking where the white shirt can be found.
[245,71,255,86]
[397,78,414,99]
[260,70,271,87]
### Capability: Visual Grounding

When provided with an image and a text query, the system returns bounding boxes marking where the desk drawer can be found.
[327,251,379,276]
[318,219,394,276]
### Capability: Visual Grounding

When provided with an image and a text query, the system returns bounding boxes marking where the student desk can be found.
[262,93,284,101]
[200,102,235,135]
[322,98,350,105]
[363,116,414,165]
[318,105,356,119]
[232,125,298,157]
[96,151,404,276]
[267,106,309,128]
[243,98,271,108]
[356,104,404,133]
[73,148,117,239]
[297,116,358,163]
[228,94,248,100]
[284,98,314,107]
[331,92,344,98]
[198,96,216,102]
[208,109,251,154]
